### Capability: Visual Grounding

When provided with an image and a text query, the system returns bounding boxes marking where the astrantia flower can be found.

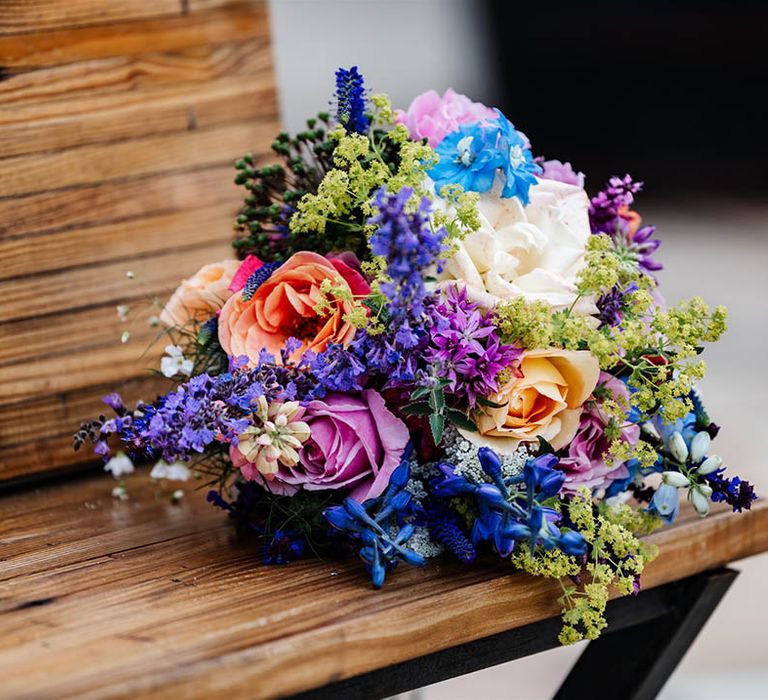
[494,110,541,205]
[236,396,311,476]
[429,121,502,195]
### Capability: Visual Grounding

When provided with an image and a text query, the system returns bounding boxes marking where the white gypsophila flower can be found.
[160,344,194,378]
[440,425,529,484]
[104,452,134,478]
[403,526,444,559]
[150,460,191,481]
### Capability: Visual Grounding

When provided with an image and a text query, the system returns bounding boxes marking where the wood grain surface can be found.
[0,0,277,482]
[0,472,766,699]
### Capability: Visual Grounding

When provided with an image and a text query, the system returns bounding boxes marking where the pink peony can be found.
[395,88,497,147]
[539,159,585,188]
[558,372,640,494]
[233,390,409,500]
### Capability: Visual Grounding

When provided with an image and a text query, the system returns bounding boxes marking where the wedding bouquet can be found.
[76,67,755,644]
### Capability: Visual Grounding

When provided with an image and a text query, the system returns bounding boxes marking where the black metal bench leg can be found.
[554,568,739,700]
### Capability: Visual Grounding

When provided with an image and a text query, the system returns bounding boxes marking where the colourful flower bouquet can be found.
[76,68,756,644]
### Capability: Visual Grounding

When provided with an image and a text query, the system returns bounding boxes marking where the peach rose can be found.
[218,251,370,364]
[463,348,600,454]
[160,260,241,329]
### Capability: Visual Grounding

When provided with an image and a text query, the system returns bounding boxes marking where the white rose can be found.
[438,178,598,314]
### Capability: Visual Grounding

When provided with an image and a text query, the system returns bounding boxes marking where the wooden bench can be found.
[1,3,766,699]
[1,473,766,699]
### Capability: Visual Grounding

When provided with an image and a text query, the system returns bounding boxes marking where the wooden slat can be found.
[0,241,230,323]
[0,4,267,68]
[0,0,184,35]
[0,1,275,482]
[0,472,765,698]
[0,119,277,198]
[0,202,238,281]
[0,41,269,109]
[0,75,277,157]
[0,165,236,239]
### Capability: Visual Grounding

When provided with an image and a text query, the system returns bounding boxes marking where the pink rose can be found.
[395,88,497,147]
[234,390,409,501]
[558,373,640,493]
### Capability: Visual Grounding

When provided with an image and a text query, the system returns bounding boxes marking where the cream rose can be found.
[438,178,597,314]
[462,348,600,454]
[160,260,241,328]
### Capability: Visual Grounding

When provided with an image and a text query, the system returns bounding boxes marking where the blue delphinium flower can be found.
[323,456,424,588]
[648,483,680,524]
[429,121,502,194]
[335,66,368,134]
[494,109,541,205]
[430,448,586,558]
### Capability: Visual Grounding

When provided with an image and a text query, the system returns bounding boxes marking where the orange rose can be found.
[160,260,241,329]
[218,251,370,364]
[464,348,600,453]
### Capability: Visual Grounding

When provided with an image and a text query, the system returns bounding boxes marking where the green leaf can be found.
[537,436,555,455]
[432,387,446,412]
[445,408,478,432]
[429,413,445,445]
[411,386,430,400]
[400,402,433,417]
[477,396,507,409]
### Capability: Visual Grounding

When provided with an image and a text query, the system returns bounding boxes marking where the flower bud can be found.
[689,487,711,516]
[690,431,711,464]
[662,471,689,488]
[668,432,689,463]
[697,455,723,475]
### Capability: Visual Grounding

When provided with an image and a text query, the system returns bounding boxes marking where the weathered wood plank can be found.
[0,202,237,281]
[0,41,270,109]
[0,75,277,157]
[0,241,231,323]
[0,4,268,68]
[0,119,276,198]
[0,471,765,699]
[0,0,183,35]
[0,165,236,239]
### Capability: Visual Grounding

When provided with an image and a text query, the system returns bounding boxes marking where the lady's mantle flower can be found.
[236,396,311,476]
[160,344,194,378]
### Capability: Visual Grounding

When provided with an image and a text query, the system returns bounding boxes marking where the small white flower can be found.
[668,432,689,463]
[662,471,689,488]
[160,344,194,378]
[121,331,131,344]
[148,315,160,328]
[112,485,129,501]
[116,304,130,321]
[697,455,723,475]
[689,432,711,464]
[126,270,135,279]
[104,452,134,478]
[171,489,185,503]
[150,460,191,481]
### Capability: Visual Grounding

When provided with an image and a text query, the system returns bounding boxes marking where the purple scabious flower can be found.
[589,175,662,274]
[423,285,521,406]
[335,66,368,134]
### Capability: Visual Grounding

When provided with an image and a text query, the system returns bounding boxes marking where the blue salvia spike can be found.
[241,261,281,302]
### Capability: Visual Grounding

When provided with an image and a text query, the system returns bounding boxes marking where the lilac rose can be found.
[558,372,640,494]
[236,390,409,500]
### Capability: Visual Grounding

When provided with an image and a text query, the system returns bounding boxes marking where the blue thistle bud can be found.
[334,66,368,134]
